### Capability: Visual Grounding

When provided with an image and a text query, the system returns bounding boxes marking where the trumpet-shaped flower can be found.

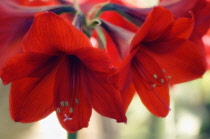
[0,12,126,133]
[117,6,206,117]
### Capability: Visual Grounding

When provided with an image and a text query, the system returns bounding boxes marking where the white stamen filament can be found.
[64,114,72,122]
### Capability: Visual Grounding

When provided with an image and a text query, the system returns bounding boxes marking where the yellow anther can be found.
[162,69,166,74]
[57,108,61,113]
[153,74,158,79]
[69,107,73,113]
[160,79,165,84]
[151,84,156,88]
[60,101,65,106]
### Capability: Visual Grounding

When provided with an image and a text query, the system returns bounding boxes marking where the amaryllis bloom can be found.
[117,6,206,117]
[0,12,126,133]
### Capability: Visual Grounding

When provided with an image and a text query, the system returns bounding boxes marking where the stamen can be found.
[57,108,61,113]
[167,76,172,79]
[69,107,73,113]
[60,101,65,106]
[63,114,72,122]
[151,84,156,88]
[160,79,165,84]
[162,69,166,74]
[64,101,68,106]
[75,98,79,104]
[153,74,158,79]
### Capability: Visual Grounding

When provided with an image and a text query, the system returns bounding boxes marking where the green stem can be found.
[67,132,77,139]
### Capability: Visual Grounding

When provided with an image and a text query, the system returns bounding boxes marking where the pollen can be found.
[160,79,165,84]
[60,101,65,106]
[162,69,166,74]
[153,74,158,79]
[75,98,79,104]
[69,107,73,113]
[167,76,172,79]
[57,108,61,113]
[151,84,156,88]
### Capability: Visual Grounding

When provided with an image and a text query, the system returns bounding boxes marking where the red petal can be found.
[9,63,58,122]
[101,20,135,59]
[121,83,136,111]
[23,12,92,54]
[100,11,138,32]
[71,47,112,72]
[0,40,22,70]
[0,2,33,69]
[104,32,122,67]
[0,52,57,85]
[131,50,170,117]
[143,39,186,54]
[130,6,174,49]
[142,16,194,53]
[20,0,59,6]
[142,41,207,84]
[54,57,92,133]
[162,17,194,40]
[71,47,126,122]
[87,70,127,123]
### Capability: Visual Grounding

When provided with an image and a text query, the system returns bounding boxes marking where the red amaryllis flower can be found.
[0,12,126,133]
[0,1,75,69]
[117,6,206,117]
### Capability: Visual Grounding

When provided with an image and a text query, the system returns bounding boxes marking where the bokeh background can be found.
[0,0,210,139]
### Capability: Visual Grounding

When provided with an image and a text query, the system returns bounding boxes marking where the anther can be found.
[153,74,158,79]
[64,101,68,106]
[64,114,72,122]
[75,99,79,104]
[151,84,156,88]
[57,108,61,113]
[60,101,65,106]
[160,79,165,84]
[69,107,73,113]
[162,69,166,74]
[167,76,172,79]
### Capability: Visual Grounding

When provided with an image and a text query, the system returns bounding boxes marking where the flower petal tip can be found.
[116,116,127,123]
[157,110,170,118]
